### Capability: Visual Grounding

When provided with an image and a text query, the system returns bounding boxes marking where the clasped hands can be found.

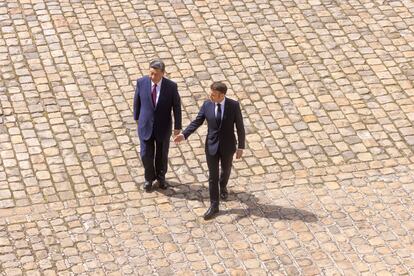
[173,129,185,143]
[172,130,243,159]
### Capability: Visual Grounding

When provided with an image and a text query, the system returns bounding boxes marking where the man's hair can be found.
[210,82,227,94]
[149,59,165,72]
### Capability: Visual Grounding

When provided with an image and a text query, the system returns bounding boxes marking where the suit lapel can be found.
[211,100,228,129]
[208,101,218,129]
[155,77,166,111]
[222,97,229,125]
[145,77,154,109]
[216,98,229,129]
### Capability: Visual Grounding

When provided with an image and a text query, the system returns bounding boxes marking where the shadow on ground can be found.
[159,182,318,223]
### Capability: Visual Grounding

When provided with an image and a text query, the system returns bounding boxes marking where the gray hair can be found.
[149,59,165,72]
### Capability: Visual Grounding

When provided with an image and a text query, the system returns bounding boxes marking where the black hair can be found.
[210,82,227,94]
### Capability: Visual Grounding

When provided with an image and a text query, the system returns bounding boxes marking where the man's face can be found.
[149,67,164,83]
[210,89,225,103]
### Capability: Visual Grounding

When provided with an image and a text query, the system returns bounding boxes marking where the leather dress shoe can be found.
[220,187,228,200]
[203,205,219,220]
[158,180,168,190]
[143,181,152,192]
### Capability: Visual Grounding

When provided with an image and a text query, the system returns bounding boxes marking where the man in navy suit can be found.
[175,82,245,220]
[133,59,182,191]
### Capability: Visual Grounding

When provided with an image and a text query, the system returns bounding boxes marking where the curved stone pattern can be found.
[0,0,413,275]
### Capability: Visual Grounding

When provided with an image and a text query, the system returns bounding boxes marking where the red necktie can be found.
[151,83,157,107]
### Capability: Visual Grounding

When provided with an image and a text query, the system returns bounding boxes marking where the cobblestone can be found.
[1,0,414,274]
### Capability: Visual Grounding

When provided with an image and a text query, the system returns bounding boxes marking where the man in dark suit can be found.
[133,59,182,192]
[174,82,245,220]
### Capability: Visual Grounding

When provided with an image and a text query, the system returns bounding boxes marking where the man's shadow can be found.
[160,182,318,223]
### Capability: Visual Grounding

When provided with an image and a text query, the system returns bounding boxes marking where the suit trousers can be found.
[140,135,170,182]
[206,151,234,205]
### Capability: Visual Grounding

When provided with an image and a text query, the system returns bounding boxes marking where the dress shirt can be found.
[151,78,162,106]
[215,98,225,120]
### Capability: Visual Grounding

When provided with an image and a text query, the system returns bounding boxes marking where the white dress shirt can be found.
[151,78,162,106]
[215,98,225,120]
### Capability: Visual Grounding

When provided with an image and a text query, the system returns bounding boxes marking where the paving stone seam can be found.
[287,1,414,160]
[340,0,414,151]
[0,4,46,208]
[0,154,412,216]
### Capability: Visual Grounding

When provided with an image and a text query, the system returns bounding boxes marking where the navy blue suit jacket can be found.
[182,98,245,156]
[133,76,181,141]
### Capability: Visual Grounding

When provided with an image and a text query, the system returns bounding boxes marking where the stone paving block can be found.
[0,0,414,275]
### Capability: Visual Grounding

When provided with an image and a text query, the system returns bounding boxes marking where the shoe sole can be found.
[203,212,219,220]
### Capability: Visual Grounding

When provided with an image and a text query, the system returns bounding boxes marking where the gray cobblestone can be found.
[1,0,414,274]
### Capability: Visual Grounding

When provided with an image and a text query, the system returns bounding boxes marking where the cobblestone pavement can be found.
[1,0,414,275]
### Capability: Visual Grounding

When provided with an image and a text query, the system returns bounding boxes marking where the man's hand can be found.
[173,129,181,136]
[174,134,185,144]
[236,149,243,159]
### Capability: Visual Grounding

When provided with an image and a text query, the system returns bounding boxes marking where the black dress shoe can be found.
[143,181,152,192]
[203,205,219,220]
[158,180,168,190]
[220,187,228,200]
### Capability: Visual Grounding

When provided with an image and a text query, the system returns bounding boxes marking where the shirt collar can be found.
[217,97,225,106]
[151,78,162,87]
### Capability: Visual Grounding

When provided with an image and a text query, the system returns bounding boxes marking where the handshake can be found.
[172,129,185,144]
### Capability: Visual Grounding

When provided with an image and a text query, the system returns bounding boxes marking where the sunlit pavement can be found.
[0,0,414,275]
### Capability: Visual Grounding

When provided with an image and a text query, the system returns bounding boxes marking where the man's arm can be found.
[172,82,182,135]
[174,102,206,143]
[235,102,245,158]
[133,80,140,121]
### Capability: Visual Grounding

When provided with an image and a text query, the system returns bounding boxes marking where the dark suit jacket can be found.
[133,76,181,141]
[182,98,245,156]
